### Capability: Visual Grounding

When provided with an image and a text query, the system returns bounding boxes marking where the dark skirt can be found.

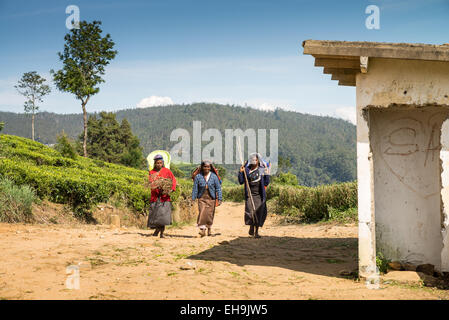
[244,194,267,227]
[147,199,172,228]
[197,190,216,228]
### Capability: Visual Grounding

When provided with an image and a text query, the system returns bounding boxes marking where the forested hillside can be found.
[0,103,356,186]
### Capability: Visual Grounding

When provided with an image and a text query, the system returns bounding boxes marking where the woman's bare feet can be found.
[254,226,261,238]
[153,228,160,236]
[207,228,212,236]
[199,229,206,237]
[249,225,254,236]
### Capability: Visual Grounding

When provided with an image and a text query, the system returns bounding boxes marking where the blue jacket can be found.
[238,168,270,202]
[192,172,223,201]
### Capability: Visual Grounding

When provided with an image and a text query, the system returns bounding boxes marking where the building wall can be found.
[370,107,448,267]
[356,58,449,271]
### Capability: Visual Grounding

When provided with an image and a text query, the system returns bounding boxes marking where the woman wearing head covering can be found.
[147,154,176,238]
[192,160,222,237]
[238,153,270,238]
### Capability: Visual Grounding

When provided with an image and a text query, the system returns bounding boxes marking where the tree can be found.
[14,72,51,141]
[55,131,77,159]
[0,122,3,132]
[51,20,117,157]
[81,112,144,169]
[278,155,292,175]
[119,119,145,169]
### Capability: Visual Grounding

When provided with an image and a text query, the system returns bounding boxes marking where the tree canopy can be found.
[14,71,51,141]
[81,112,144,169]
[51,20,117,157]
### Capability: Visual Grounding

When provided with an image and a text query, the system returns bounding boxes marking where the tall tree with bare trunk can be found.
[15,72,51,141]
[51,20,117,157]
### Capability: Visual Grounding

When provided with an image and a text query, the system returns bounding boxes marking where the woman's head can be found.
[201,160,212,175]
[249,154,260,168]
[153,154,164,171]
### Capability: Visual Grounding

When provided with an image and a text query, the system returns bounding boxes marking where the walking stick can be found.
[236,138,258,225]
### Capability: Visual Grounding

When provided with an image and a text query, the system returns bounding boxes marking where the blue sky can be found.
[1,0,449,123]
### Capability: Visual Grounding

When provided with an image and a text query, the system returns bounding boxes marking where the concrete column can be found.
[356,74,377,279]
[441,120,449,272]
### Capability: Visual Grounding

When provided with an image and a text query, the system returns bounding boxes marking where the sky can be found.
[1,0,449,124]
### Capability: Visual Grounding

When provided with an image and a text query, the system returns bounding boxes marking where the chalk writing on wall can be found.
[372,110,449,198]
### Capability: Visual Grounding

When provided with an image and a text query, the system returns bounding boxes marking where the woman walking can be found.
[238,153,270,238]
[147,154,176,238]
[192,160,222,237]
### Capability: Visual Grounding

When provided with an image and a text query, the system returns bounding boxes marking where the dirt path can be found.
[0,202,448,300]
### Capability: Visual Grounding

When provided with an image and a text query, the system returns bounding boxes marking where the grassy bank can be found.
[0,134,193,221]
[222,181,357,223]
[0,177,37,223]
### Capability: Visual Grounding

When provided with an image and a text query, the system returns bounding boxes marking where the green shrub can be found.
[222,185,245,202]
[266,183,281,199]
[272,172,298,185]
[55,132,77,160]
[170,163,185,178]
[273,181,357,223]
[327,206,357,223]
[376,252,390,274]
[0,177,37,223]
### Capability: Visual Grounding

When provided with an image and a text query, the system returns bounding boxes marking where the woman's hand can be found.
[239,166,245,172]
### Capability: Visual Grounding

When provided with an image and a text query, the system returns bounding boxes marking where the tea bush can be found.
[274,182,357,222]
[0,135,192,219]
[221,171,357,223]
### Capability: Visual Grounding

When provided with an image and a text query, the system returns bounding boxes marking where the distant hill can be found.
[0,103,356,186]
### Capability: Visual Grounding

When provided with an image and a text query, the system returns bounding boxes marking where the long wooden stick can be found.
[236,138,258,225]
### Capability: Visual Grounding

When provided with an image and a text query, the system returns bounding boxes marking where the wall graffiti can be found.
[372,109,449,198]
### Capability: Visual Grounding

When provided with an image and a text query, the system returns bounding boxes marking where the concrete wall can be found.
[356,58,449,273]
[370,107,448,268]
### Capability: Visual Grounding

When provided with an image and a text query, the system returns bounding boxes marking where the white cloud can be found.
[249,100,296,112]
[334,106,356,125]
[255,103,276,111]
[136,96,174,108]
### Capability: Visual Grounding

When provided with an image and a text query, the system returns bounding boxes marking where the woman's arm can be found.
[192,175,198,200]
[215,175,223,201]
[238,171,245,185]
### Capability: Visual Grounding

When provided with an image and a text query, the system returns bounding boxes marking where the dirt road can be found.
[0,202,447,299]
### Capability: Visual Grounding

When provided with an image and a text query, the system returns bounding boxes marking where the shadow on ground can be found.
[135,232,197,239]
[188,236,358,278]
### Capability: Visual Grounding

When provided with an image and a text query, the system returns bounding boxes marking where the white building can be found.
[303,40,449,278]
